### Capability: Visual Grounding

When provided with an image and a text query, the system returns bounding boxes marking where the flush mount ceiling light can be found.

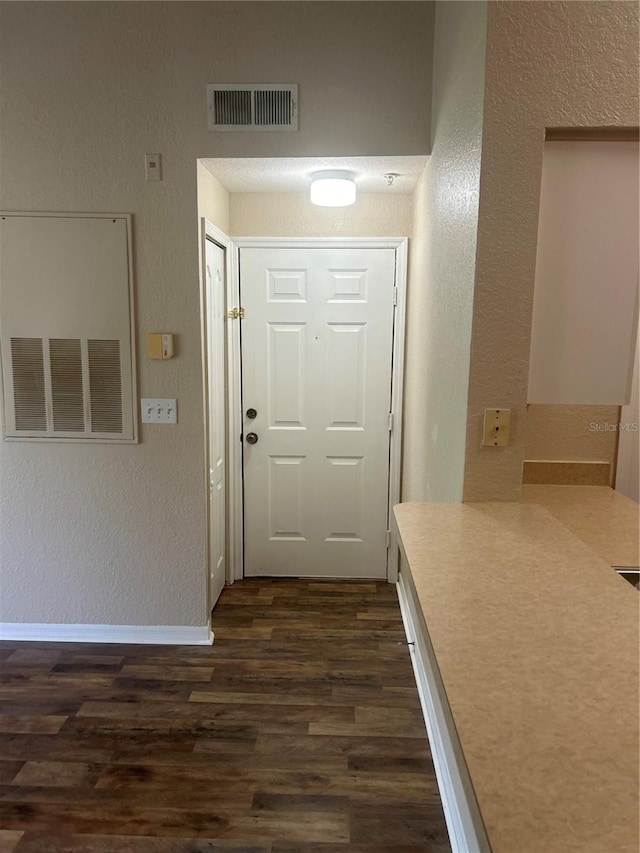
[310,170,356,207]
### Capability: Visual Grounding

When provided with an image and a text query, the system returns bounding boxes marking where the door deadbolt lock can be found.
[246,408,257,419]
[246,432,259,444]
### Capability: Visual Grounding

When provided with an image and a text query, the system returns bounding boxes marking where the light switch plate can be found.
[141,398,177,424]
[482,408,511,446]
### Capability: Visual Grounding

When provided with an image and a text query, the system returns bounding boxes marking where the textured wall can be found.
[401,1,487,502]
[525,405,620,467]
[197,163,230,234]
[463,0,639,501]
[230,193,413,237]
[0,2,433,626]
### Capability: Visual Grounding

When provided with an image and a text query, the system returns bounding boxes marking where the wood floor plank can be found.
[0,766,23,788]
[117,666,214,683]
[0,674,115,692]
[203,676,336,696]
[350,801,450,848]
[211,627,274,641]
[0,830,23,853]
[0,718,68,735]
[0,579,449,850]
[251,792,349,813]
[63,716,311,737]
[0,801,242,837]
[14,835,271,852]
[3,651,61,667]
[308,721,427,738]
[0,784,255,811]
[76,700,354,726]
[11,762,102,789]
[0,733,187,764]
[188,690,358,707]
[263,769,437,802]
[251,733,430,759]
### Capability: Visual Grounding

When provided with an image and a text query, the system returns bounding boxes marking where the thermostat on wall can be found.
[147,333,174,360]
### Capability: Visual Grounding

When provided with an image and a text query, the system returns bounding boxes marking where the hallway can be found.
[0,579,449,852]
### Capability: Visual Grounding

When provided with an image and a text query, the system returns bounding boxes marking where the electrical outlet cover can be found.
[482,408,511,447]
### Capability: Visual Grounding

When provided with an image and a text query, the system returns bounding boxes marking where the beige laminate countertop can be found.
[521,484,640,567]
[394,502,639,853]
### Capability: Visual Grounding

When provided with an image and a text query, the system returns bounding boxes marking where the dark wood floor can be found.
[0,579,450,852]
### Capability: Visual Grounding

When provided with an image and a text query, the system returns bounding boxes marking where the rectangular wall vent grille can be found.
[11,337,47,431]
[207,84,298,132]
[50,338,85,432]
[254,90,294,126]
[88,339,123,433]
[8,337,124,438]
[213,89,252,126]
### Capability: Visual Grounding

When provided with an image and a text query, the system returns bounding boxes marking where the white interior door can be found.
[205,238,226,608]
[240,246,396,579]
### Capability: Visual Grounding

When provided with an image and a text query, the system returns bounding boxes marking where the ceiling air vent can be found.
[207,84,298,132]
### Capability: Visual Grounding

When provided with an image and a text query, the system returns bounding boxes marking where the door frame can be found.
[228,236,408,583]
[200,218,243,619]
[615,313,639,500]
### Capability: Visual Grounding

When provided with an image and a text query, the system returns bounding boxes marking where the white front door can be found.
[240,246,396,579]
[205,238,226,608]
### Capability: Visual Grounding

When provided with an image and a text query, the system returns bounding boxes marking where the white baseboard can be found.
[396,570,490,853]
[0,622,214,645]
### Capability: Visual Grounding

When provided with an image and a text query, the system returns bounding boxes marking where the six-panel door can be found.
[240,247,396,578]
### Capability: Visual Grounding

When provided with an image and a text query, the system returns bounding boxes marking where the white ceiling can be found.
[201,156,428,195]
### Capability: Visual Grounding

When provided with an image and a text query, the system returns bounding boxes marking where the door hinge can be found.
[386,530,391,549]
[393,286,398,306]
[388,412,394,432]
[227,307,245,320]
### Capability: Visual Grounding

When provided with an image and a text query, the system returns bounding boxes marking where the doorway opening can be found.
[197,157,420,617]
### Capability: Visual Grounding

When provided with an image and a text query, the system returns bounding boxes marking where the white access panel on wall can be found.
[0,213,137,441]
[528,141,639,405]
